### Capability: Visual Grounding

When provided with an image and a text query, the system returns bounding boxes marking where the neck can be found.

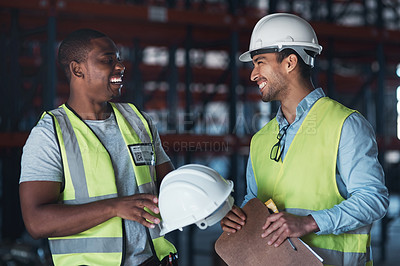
[280,80,314,124]
[66,98,111,120]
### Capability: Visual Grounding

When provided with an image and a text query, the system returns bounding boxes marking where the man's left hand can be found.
[261,212,319,247]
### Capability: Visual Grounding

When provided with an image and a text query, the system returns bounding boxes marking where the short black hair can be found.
[276,49,312,79]
[58,29,107,81]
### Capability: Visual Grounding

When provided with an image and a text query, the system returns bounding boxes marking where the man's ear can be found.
[286,54,298,73]
[69,61,84,78]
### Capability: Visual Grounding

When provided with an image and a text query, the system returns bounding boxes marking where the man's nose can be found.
[116,61,125,73]
[250,67,259,82]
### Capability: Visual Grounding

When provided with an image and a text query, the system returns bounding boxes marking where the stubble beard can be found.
[261,75,287,103]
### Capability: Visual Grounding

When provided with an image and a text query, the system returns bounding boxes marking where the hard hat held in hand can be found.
[239,13,322,67]
[159,164,234,235]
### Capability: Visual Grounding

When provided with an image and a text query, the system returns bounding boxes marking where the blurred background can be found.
[0,0,400,265]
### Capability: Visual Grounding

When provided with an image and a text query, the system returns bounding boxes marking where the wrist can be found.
[104,197,118,218]
[307,214,320,233]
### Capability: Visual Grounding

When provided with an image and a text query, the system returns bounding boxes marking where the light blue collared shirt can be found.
[243,88,389,235]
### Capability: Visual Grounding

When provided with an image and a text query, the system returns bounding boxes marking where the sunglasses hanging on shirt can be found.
[270,125,289,162]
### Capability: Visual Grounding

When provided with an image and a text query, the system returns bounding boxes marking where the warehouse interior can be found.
[1,0,400,265]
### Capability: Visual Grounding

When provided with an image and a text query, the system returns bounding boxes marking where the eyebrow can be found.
[102,51,118,56]
[253,56,266,64]
[101,51,122,59]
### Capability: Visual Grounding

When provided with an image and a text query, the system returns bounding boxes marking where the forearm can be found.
[24,198,117,239]
[20,181,161,239]
[311,189,388,235]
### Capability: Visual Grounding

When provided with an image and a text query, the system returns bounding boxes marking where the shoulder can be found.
[317,97,355,116]
[20,113,62,183]
[23,113,58,150]
[29,113,56,139]
[342,112,375,138]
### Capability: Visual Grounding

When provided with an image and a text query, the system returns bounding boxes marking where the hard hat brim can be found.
[239,51,252,62]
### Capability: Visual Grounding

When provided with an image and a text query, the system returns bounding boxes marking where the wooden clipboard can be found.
[215,198,323,266]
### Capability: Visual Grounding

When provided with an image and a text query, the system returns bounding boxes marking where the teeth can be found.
[259,81,267,90]
[110,77,122,83]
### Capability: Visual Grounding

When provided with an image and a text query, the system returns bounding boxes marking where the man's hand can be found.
[261,212,319,247]
[114,193,161,228]
[220,205,246,233]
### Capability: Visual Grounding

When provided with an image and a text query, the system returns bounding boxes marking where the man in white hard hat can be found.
[221,13,389,265]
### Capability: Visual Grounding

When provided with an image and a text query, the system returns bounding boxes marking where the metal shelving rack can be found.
[1,0,400,264]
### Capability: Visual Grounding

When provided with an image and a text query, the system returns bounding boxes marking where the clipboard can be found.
[215,198,323,266]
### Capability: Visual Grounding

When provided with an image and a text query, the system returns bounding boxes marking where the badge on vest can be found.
[128,143,155,166]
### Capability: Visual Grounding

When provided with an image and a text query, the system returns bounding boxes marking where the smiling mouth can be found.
[110,76,123,85]
[259,81,267,91]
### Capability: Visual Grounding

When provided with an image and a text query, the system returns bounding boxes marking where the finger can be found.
[262,213,282,230]
[132,193,159,203]
[135,197,160,214]
[261,217,283,238]
[139,217,160,229]
[220,209,246,233]
[140,210,161,225]
[225,208,246,226]
[273,234,288,247]
[128,205,162,227]
[220,215,241,230]
[230,205,246,221]
[220,218,242,233]
[269,226,288,247]
[221,225,238,234]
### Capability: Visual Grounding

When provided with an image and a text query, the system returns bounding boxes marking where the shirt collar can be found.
[276,88,326,126]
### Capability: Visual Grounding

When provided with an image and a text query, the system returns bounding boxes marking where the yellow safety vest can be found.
[45,103,176,265]
[250,97,372,266]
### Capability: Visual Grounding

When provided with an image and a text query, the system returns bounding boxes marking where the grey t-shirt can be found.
[20,111,171,265]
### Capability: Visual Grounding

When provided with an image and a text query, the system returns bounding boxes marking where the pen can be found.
[288,238,297,251]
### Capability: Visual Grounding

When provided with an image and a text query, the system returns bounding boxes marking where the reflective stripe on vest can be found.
[111,103,177,258]
[250,97,371,266]
[46,103,176,265]
[312,245,372,266]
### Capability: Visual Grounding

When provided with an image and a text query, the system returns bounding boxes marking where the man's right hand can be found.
[220,205,246,233]
[113,193,161,228]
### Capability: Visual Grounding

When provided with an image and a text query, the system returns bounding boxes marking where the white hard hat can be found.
[158,164,234,235]
[239,13,323,67]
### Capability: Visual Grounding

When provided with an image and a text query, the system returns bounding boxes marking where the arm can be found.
[19,114,162,240]
[311,112,389,235]
[20,181,160,239]
[241,155,258,207]
[261,113,389,246]
[220,156,255,233]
